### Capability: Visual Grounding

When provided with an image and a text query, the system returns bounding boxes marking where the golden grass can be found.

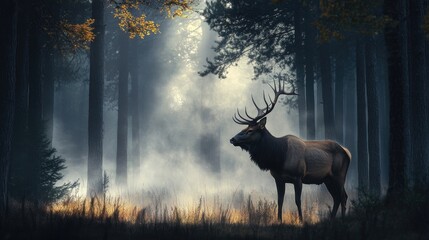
[49,193,322,226]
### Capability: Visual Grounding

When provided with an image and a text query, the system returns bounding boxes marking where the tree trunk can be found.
[0,0,17,217]
[344,49,358,188]
[400,0,411,187]
[88,0,105,196]
[28,2,43,201]
[319,44,335,140]
[130,40,140,179]
[409,0,428,186]
[14,0,29,133]
[356,38,369,191]
[384,0,407,197]
[294,1,306,138]
[365,37,381,196]
[10,0,30,203]
[375,34,390,189]
[335,44,345,144]
[304,10,316,140]
[116,32,129,187]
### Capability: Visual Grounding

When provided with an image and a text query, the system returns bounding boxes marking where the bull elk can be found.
[229,79,351,221]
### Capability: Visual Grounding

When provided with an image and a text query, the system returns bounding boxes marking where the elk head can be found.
[229,79,297,150]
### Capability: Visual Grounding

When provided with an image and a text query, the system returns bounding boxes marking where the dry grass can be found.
[2,188,428,240]
[49,193,321,226]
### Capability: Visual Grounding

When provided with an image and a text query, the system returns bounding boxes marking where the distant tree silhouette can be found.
[0,0,17,217]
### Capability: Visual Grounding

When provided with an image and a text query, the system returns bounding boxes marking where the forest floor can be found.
[1,188,428,240]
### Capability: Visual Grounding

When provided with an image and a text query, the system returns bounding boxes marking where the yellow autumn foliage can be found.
[162,0,192,18]
[59,18,95,52]
[112,0,193,39]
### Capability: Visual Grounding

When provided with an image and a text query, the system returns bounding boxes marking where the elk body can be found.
[229,80,351,221]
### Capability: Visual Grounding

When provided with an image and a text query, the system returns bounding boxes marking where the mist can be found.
[6,1,429,238]
[49,17,332,211]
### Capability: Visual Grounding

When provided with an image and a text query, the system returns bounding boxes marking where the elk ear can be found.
[258,117,267,129]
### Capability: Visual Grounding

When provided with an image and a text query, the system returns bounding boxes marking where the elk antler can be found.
[233,78,297,125]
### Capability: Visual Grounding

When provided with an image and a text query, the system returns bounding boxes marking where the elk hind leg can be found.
[341,187,348,218]
[294,178,303,222]
[275,178,285,222]
[325,179,341,219]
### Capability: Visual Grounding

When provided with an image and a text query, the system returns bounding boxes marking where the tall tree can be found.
[319,43,335,140]
[384,0,407,197]
[356,38,369,191]
[14,0,29,133]
[0,0,17,217]
[294,0,306,138]
[11,0,30,201]
[399,0,411,186]
[27,1,44,201]
[88,0,105,196]
[409,0,428,186]
[365,36,381,196]
[304,7,316,140]
[116,32,129,186]
[343,45,358,186]
[334,43,345,144]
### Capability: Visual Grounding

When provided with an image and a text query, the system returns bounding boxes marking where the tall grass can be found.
[1,187,428,240]
[48,193,320,226]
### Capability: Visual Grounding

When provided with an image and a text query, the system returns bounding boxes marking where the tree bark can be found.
[116,32,129,187]
[344,49,358,187]
[335,44,345,144]
[365,37,381,196]
[409,0,428,186]
[27,2,43,201]
[14,0,29,133]
[319,44,335,140]
[10,0,30,203]
[400,0,411,188]
[0,0,17,217]
[384,0,407,197]
[88,0,105,196]
[356,38,369,191]
[304,10,316,140]
[294,1,306,138]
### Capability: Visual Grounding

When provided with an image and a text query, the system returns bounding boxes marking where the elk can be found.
[229,79,351,221]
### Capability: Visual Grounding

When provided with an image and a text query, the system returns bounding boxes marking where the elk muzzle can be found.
[230,131,245,146]
[229,136,239,146]
[230,131,252,149]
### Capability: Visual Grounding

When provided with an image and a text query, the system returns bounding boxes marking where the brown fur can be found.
[230,118,351,221]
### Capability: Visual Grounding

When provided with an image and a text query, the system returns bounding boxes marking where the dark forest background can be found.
[1,0,429,239]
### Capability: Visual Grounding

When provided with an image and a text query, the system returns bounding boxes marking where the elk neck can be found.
[247,129,288,171]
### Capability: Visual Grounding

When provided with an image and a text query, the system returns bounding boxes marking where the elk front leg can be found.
[294,178,303,222]
[275,178,285,222]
